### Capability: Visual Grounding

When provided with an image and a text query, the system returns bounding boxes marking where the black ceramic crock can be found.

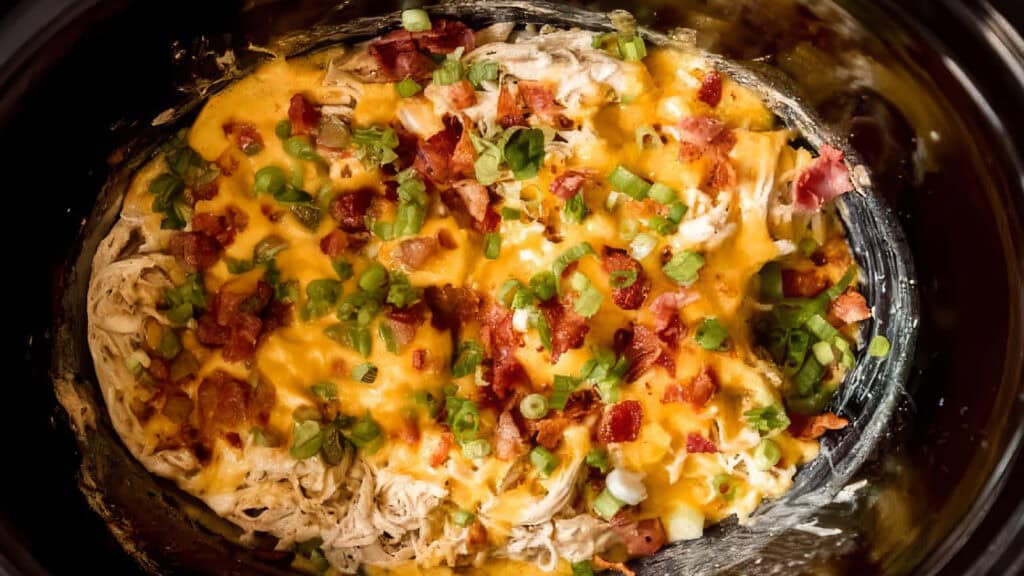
[1,1,1023,575]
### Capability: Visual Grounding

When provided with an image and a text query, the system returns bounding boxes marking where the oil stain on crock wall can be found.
[41,1,1023,575]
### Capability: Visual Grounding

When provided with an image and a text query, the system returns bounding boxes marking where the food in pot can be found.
[86,11,871,575]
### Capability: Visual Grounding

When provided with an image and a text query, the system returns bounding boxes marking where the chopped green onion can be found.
[395,77,423,97]
[348,414,383,453]
[570,272,604,318]
[783,329,810,375]
[666,201,688,223]
[332,260,354,282]
[662,251,705,286]
[378,323,398,353]
[609,269,638,289]
[352,363,378,384]
[461,438,491,460]
[401,8,431,32]
[530,446,558,476]
[648,215,676,236]
[798,237,819,257]
[553,242,596,279]
[572,562,595,576]
[254,166,287,197]
[290,420,323,460]
[500,206,521,221]
[805,314,839,342]
[510,285,535,310]
[585,449,611,474]
[595,379,621,403]
[792,355,824,396]
[812,340,835,365]
[824,266,858,300]
[289,204,321,230]
[471,134,503,185]
[530,271,558,301]
[869,335,891,357]
[352,126,400,168]
[635,125,662,150]
[564,191,588,224]
[503,128,546,180]
[534,311,553,350]
[467,60,499,88]
[607,165,651,200]
[321,422,348,465]
[386,272,422,308]
[157,329,182,359]
[358,263,388,291]
[274,120,292,139]
[712,473,739,500]
[630,232,658,260]
[310,381,337,400]
[835,337,856,368]
[283,136,323,163]
[753,439,782,470]
[593,488,626,520]
[433,55,464,86]
[373,220,395,240]
[484,232,502,259]
[452,509,476,527]
[520,394,549,420]
[550,375,577,409]
[759,262,783,302]
[592,32,615,49]
[694,318,729,351]
[452,341,485,378]
[648,182,677,204]
[302,278,342,321]
[743,405,791,433]
[617,35,648,61]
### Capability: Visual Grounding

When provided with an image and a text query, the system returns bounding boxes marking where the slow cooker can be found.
[2,1,1024,574]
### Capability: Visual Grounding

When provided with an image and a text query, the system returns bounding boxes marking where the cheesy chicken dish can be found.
[87,11,876,576]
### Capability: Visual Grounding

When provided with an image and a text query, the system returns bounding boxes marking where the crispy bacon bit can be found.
[535,417,569,450]
[398,414,420,445]
[412,349,427,370]
[192,180,220,202]
[830,290,871,324]
[329,188,374,233]
[414,115,476,184]
[662,367,717,407]
[446,79,477,110]
[369,20,475,81]
[617,325,675,382]
[599,400,643,444]
[424,285,481,330]
[196,281,280,362]
[223,121,264,154]
[196,370,251,438]
[497,84,527,128]
[678,116,737,189]
[495,409,525,460]
[288,94,321,135]
[453,179,490,222]
[429,431,454,466]
[385,305,425,347]
[609,515,667,557]
[793,144,854,211]
[602,247,651,311]
[539,298,589,362]
[686,432,717,453]
[169,231,222,271]
[650,290,698,331]
[249,377,277,426]
[481,305,529,398]
[467,521,489,551]
[593,556,636,576]
[191,207,248,248]
[550,170,591,200]
[517,81,561,123]
[319,229,350,258]
[697,70,723,108]
[782,268,828,298]
[789,412,849,439]
[678,116,735,160]
[394,236,439,270]
[562,389,602,423]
